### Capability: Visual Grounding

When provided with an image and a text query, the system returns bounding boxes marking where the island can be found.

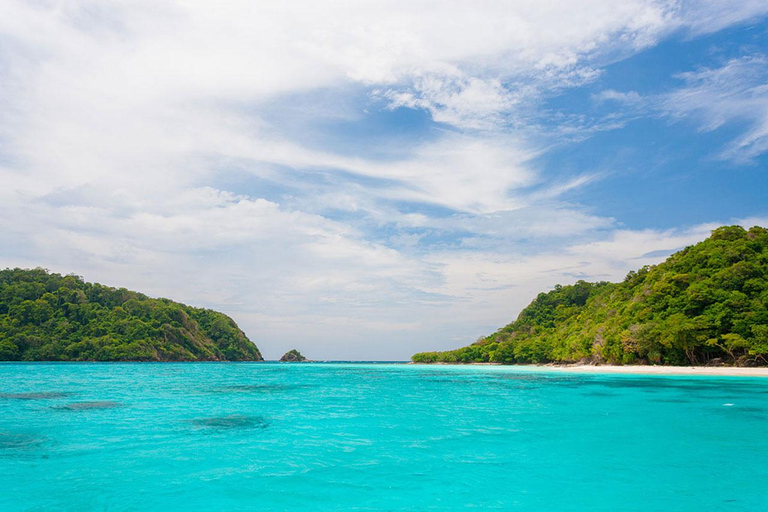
[279,349,308,362]
[0,268,263,361]
[412,225,768,367]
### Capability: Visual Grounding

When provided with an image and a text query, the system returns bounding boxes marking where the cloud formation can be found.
[1,1,767,358]
[661,55,768,162]
[593,54,768,162]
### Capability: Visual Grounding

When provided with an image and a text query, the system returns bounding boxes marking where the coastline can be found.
[411,362,768,377]
[547,364,768,377]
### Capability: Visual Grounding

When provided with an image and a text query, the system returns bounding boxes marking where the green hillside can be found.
[0,268,263,361]
[413,225,768,366]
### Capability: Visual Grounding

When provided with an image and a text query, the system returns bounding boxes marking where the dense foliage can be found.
[413,226,768,366]
[0,268,263,361]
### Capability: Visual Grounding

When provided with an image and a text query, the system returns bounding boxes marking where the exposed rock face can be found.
[280,349,307,362]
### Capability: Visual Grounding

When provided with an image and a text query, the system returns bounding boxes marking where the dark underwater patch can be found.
[717,404,768,421]
[719,405,767,416]
[53,401,123,411]
[497,374,549,382]
[581,391,616,397]
[565,378,758,394]
[654,398,693,403]
[0,432,43,450]
[420,377,475,385]
[214,384,305,393]
[0,431,46,459]
[734,406,766,413]
[188,415,269,430]
[0,392,72,400]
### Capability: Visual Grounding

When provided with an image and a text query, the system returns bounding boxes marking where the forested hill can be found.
[413,225,768,366]
[0,268,263,361]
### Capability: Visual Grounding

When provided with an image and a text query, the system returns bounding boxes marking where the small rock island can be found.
[279,349,308,362]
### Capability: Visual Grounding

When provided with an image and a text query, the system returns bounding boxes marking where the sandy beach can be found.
[414,362,768,377]
[548,364,768,377]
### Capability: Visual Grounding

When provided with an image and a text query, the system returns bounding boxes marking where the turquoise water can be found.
[1,363,767,511]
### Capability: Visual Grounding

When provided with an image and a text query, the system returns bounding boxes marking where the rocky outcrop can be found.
[279,349,308,362]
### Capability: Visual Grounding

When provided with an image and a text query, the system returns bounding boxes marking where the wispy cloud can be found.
[660,55,768,162]
[588,55,768,163]
[1,1,767,358]
[593,89,643,105]
[678,0,768,35]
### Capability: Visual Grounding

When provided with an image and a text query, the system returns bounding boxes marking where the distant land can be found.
[280,349,308,362]
[0,268,262,361]
[413,225,768,366]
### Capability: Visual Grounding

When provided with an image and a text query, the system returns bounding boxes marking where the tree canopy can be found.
[412,225,768,366]
[0,268,262,361]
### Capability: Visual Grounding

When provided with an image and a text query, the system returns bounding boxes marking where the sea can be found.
[1,362,766,511]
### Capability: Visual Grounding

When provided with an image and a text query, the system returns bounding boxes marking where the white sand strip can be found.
[541,364,768,377]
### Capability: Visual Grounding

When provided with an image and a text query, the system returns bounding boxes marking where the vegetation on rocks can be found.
[279,349,307,362]
[0,268,262,361]
[413,226,768,366]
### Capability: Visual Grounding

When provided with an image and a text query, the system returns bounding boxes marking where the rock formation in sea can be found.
[279,349,308,362]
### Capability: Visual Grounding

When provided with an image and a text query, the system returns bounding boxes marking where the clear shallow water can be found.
[1,363,767,511]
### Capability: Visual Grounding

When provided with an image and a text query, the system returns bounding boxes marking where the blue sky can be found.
[1,1,767,359]
[538,23,768,230]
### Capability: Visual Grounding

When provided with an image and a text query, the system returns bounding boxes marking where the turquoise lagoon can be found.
[1,363,767,511]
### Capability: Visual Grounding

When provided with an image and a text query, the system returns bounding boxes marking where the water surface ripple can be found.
[0,363,766,511]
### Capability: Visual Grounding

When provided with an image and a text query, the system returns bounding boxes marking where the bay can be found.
[1,363,766,511]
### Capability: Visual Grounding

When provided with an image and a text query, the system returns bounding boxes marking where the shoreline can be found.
[4,360,768,376]
[411,362,768,377]
[546,364,768,377]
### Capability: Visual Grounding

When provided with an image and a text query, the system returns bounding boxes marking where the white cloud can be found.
[589,55,768,162]
[382,76,522,131]
[679,0,768,35]
[659,55,768,161]
[593,89,642,104]
[1,1,767,358]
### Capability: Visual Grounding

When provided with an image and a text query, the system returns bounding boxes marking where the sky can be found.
[1,1,767,360]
